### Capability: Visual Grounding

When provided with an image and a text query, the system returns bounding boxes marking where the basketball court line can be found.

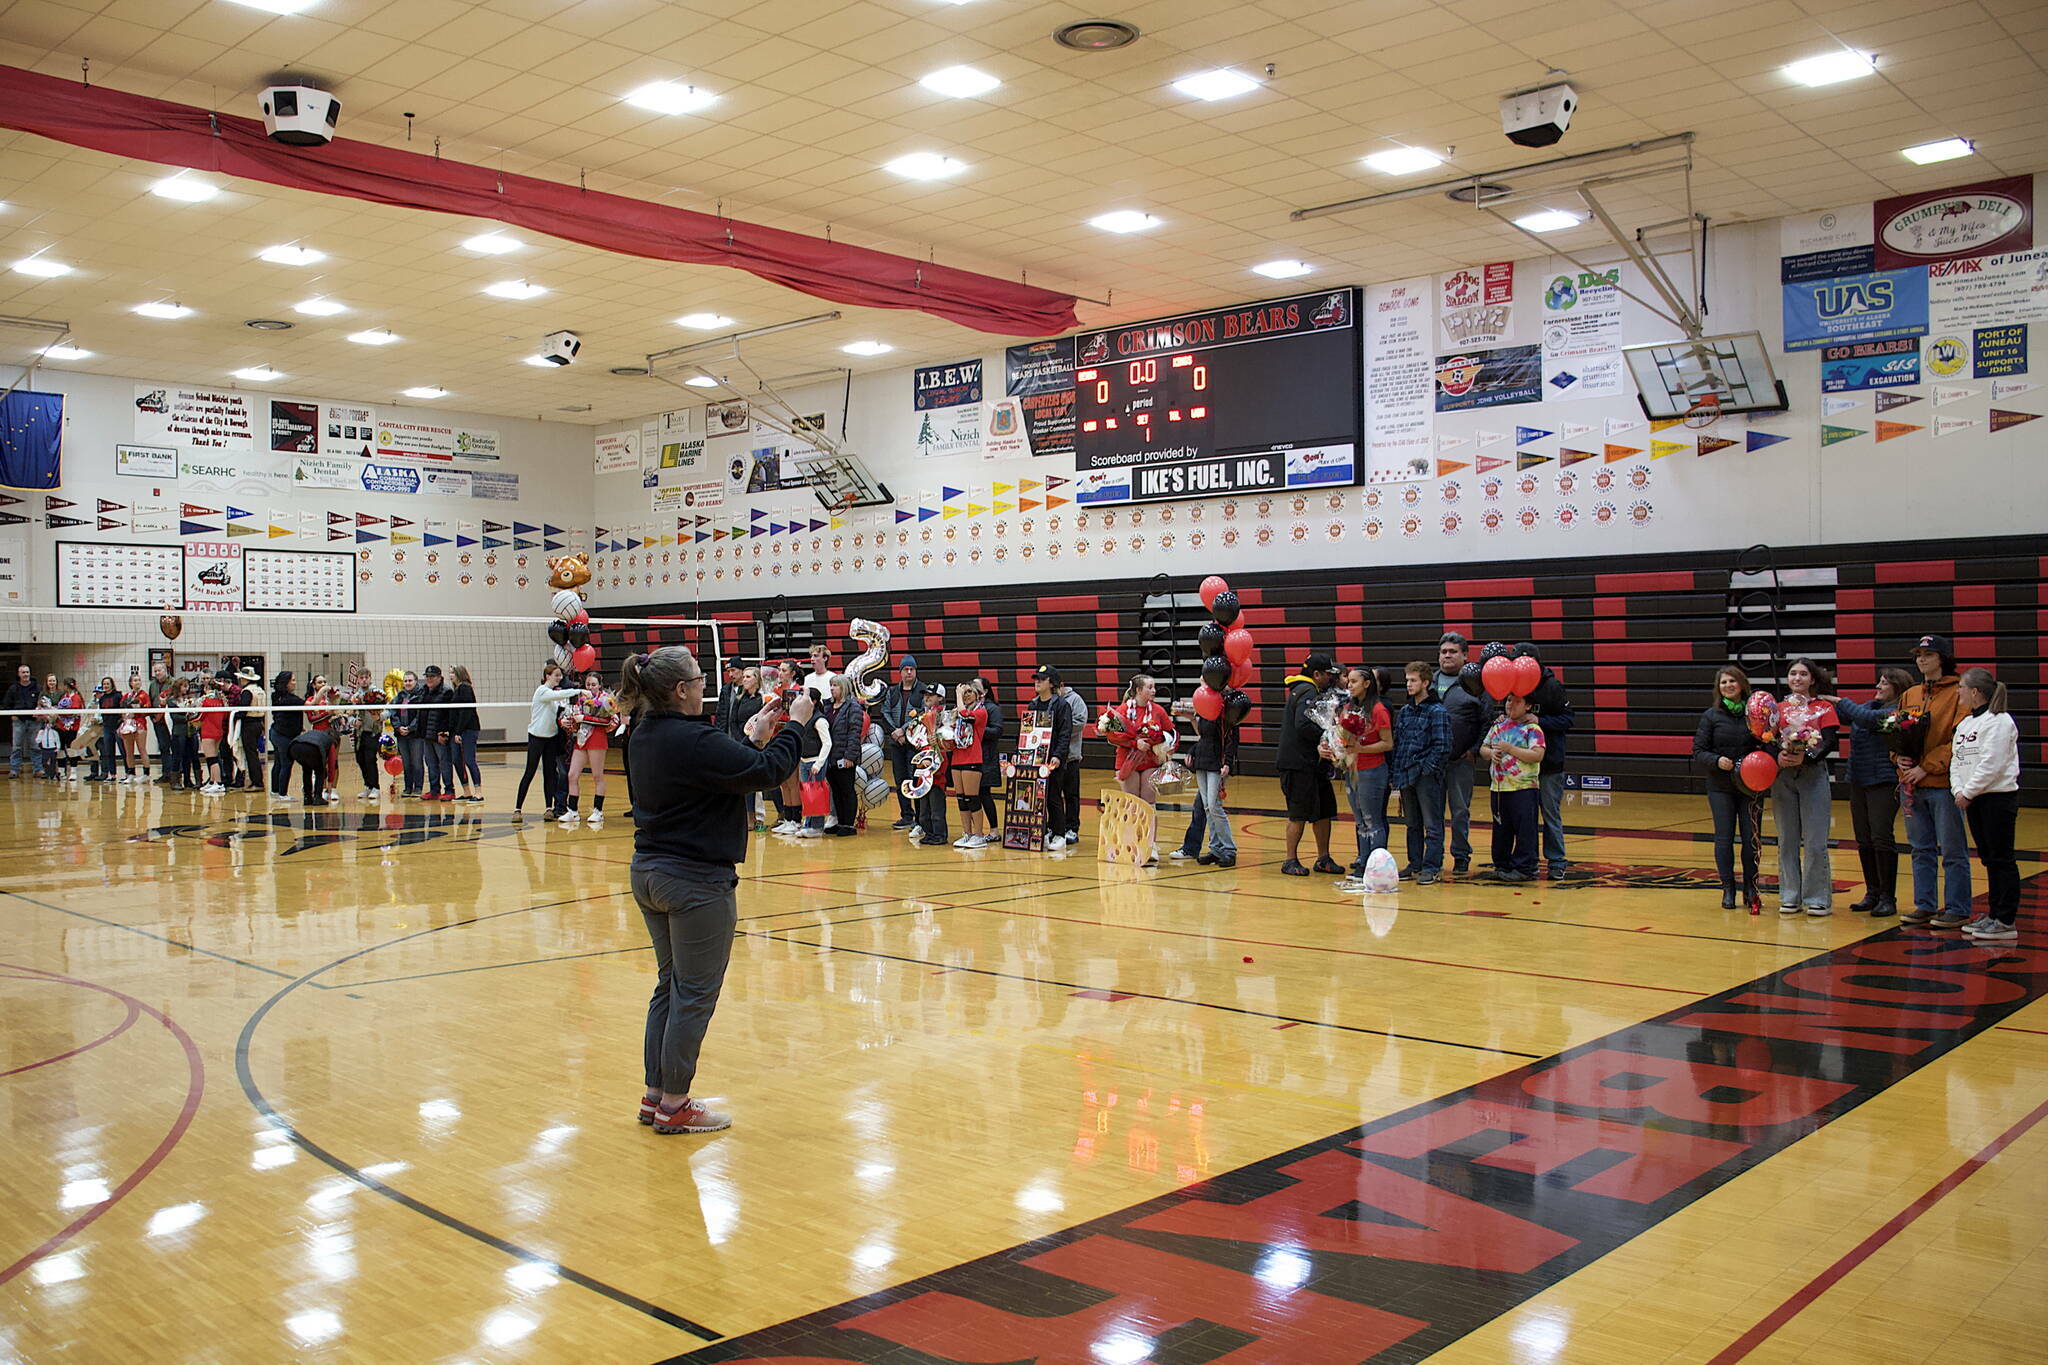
[2,888,321,985]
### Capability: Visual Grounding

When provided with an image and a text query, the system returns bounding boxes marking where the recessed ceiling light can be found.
[684,374,721,387]
[1172,69,1259,102]
[1901,137,1974,164]
[1090,210,1162,234]
[134,301,193,319]
[1252,259,1313,279]
[1513,209,1584,233]
[150,173,220,202]
[523,354,557,367]
[224,0,319,12]
[40,344,91,360]
[484,280,546,300]
[1363,146,1444,175]
[624,81,717,115]
[1782,51,1876,87]
[609,366,649,377]
[461,232,521,255]
[919,65,999,99]
[842,340,893,356]
[244,318,293,330]
[347,328,399,345]
[294,297,348,316]
[11,256,71,278]
[884,152,968,181]
[675,312,734,330]
[402,386,447,399]
[258,243,324,265]
[232,366,285,382]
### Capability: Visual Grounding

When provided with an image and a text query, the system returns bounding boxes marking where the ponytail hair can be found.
[1124,673,1153,702]
[1959,666,2007,714]
[617,645,700,716]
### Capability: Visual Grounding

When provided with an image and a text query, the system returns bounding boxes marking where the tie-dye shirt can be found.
[1484,715,1546,792]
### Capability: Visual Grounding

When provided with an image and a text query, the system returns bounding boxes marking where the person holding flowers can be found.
[1895,635,1972,928]
[1824,665,1916,919]
[1102,673,1176,865]
[1766,658,1839,916]
[1329,664,1394,882]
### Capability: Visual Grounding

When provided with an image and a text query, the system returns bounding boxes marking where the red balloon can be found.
[1192,685,1224,721]
[1738,750,1777,794]
[1223,628,1254,664]
[569,609,590,626]
[1230,658,1255,688]
[1511,655,1542,697]
[1482,655,1515,700]
[1199,575,1229,609]
[570,644,597,673]
[383,756,404,776]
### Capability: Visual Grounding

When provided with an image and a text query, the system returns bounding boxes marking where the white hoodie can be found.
[1949,709,2019,800]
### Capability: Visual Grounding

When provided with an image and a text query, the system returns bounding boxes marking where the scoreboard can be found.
[1069,287,1362,505]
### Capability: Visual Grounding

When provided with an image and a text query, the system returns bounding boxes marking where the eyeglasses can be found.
[680,674,704,686]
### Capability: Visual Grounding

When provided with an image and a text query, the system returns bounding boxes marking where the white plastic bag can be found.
[1361,847,1399,893]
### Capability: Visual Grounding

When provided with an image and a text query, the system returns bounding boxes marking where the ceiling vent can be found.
[244,318,294,330]
[1446,182,1514,205]
[1054,20,1140,51]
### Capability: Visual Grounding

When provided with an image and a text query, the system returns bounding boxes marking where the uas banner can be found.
[1781,268,1930,350]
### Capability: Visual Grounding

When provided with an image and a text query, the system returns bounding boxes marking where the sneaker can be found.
[1452,860,1469,877]
[1497,869,1532,883]
[557,810,580,825]
[1214,855,1236,868]
[1899,906,1935,925]
[1196,852,1216,865]
[1311,856,1345,875]
[1959,916,1997,936]
[965,834,992,849]
[1547,863,1570,880]
[650,1098,732,1134]
[323,789,337,802]
[890,818,915,830]
[905,830,926,845]
[202,782,224,794]
[1169,849,1194,861]
[1471,867,1504,882]
[1967,920,2018,942]
[1398,864,1415,878]
[1044,834,1066,851]
[305,798,330,807]
[638,1094,661,1126]
[1281,860,1309,877]
[587,811,604,826]
[798,826,823,838]
[275,793,294,804]
[1778,904,1802,916]
[952,833,975,848]
[1930,912,1971,930]
[1805,906,1832,917]
[1417,869,1440,885]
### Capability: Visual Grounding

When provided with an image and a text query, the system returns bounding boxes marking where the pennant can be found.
[1476,430,1509,449]
[45,513,87,528]
[751,526,767,538]
[329,510,352,525]
[1604,417,1642,438]
[227,521,262,538]
[966,503,988,517]
[97,515,124,530]
[390,531,420,544]
[1019,477,1042,492]
[1516,451,1552,470]
[768,524,784,536]
[1559,421,1594,441]
[423,532,450,547]
[1435,459,1468,477]
[1514,425,1553,445]
[1649,418,1686,433]
[941,486,963,502]
[993,481,1013,495]
[456,535,478,548]
[993,500,1014,515]
[1044,494,1069,508]
[1018,496,1041,511]
[0,512,27,525]
[1933,385,1978,407]
[1990,409,2041,433]
[694,532,709,543]
[0,495,20,507]
[1650,439,1690,459]
[226,505,251,521]
[1695,435,1739,457]
[1821,395,1864,417]
[1989,379,2037,403]
[1935,415,1978,438]
[917,507,937,520]
[544,540,563,552]
[712,530,727,542]
[1474,454,1510,473]
[895,509,914,522]
[356,529,384,543]
[594,525,609,540]
[182,502,220,519]
[515,537,538,550]
[514,521,538,535]
[1874,391,1923,412]
[328,526,351,541]
[180,519,220,535]
[478,535,505,550]
[829,515,845,530]
[268,523,293,538]
[97,498,125,513]
[44,495,75,511]
[942,506,962,519]
[624,536,640,549]
[1602,444,1642,462]
[1746,431,1791,452]
[810,519,827,532]
[1875,420,1922,442]
[356,512,384,527]
[1559,448,1598,467]
[1435,432,1469,453]
[1044,475,1069,489]
[1820,425,1866,447]
[542,524,562,537]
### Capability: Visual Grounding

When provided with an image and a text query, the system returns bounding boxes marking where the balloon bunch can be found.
[1192,575,1256,724]
[1474,642,1543,701]
[547,589,600,674]
[899,687,946,800]
[842,618,891,704]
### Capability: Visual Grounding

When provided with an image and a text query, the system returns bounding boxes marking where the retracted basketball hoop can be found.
[1682,393,1723,430]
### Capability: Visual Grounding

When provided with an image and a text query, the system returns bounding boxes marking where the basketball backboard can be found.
[791,451,894,512]
[1623,331,1788,419]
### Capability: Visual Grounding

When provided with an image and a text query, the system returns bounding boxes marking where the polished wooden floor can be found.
[1,760,2043,1365]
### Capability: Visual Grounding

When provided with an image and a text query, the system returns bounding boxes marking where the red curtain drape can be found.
[0,64,1078,337]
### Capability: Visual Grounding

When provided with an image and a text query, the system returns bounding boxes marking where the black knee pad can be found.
[957,793,977,813]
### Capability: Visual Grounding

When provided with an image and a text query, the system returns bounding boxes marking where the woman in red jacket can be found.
[1104,673,1175,865]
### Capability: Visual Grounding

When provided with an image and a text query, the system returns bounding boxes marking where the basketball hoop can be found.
[1682,393,1722,430]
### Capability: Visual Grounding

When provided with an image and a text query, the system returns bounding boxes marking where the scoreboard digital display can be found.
[1069,287,1362,505]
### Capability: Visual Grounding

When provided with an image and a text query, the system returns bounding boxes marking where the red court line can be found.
[0,975,141,1077]
[1995,1025,2048,1037]
[0,962,205,1286]
[1704,1095,2048,1364]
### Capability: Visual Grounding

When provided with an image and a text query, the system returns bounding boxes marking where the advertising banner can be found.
[321,404,376,458]
[913,358,983,460]
[116,443,178,479]
[134,385,255,452]
[1820,338,1921,391]
[1004,338,1075,458]
[1873,175,2033,271]
[1781,268,1930,350]
[269,400,319,453]
[376,419,500,462]
[182,540,243,612]
[1435,345,1543,411]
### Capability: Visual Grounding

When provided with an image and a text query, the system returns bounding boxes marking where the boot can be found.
[1870,897,1897,919]
[1721,884,1738,910]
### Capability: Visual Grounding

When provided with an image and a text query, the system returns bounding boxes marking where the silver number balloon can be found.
[843,617,891,703]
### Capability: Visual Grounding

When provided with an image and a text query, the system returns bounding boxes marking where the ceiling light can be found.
[484,279,546,300]
[294,297,348,316]
[258,243,324,265]
[134,301,193,319]
[232,366,285,382]
[1513,209,1584,233]
[150,173,220,202]
[1089,210,1162,234]
[1782,51,1876,87]
[1252,259,1312,279]
[11,256,71,278]
[685,374,721,387]
[675,312,734,330]
[224,0,320,12]
[624,81,717,115]
[919,65,999,99]
[523,354,557,367]
[884,152,968,181]
[40,344,91,360]
[402,386,447,399]
[1172,69,1259,102]
[1902,137,1974,164]
[244,318,292,330]
[347,328,399,345]
[1363,146,1444,175]
[842,340,893,356]
[461,232,521,255]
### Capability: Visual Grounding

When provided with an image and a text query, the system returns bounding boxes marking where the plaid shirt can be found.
[1388,690,1452,789]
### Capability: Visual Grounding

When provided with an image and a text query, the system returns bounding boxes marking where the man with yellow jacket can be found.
[1896,634,1971,928]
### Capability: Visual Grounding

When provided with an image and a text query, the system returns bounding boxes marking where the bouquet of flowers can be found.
[1096,706,1126,737]
[1774,696,1825,757]
[1338,710,1379,745]
[1875,708,1927,760]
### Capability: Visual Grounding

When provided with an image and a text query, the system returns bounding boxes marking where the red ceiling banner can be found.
[0,64,1079,337]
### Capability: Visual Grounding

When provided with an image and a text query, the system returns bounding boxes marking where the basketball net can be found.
[1682,393,1723,430]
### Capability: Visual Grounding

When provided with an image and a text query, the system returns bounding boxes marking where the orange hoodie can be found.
[1900,674,1964,787]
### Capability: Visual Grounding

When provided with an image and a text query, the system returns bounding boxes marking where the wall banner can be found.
[1435,344,1543,411]
[182,540,244,612]
[134,385,255,452]
[321,404,376,458]
[1820,338,1921,392]
[1003,338,1075,458]
[1781,268,1930,350]
[376,420,501,462]
[1873,174,2033,271]
[914,358,984,461]
[269,399,319,453]
[116,443,178,479]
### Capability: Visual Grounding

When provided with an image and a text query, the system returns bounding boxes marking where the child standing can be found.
[1949,667,2020,943]
[1477,690,1546,883]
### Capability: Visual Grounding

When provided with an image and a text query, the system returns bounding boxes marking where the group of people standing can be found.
[1692,633,2021,941]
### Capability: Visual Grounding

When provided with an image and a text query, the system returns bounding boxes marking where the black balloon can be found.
[1459,660,1484,697]
[1223,688,1252,726]
[547,620,569,646]
[567,622,591,648]
[1209,590,1241,627]
[1197,623,1226,657]
[1201,655,1231,690]
[1481,640,1511,662]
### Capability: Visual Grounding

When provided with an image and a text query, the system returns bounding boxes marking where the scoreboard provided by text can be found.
[1070,287,1362,505]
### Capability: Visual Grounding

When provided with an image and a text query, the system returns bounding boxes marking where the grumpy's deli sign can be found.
[1874,174,2033,271]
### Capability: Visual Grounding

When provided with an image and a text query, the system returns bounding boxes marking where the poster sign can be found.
[1781,204,1872,258]
[676,480,723,511]
[594,429,638,473]
[1820,338,1921,391]
[705,400,751,437]
[0,536,25,603]
[244,547,355,612]
[57,542,183,608]
[470,470,519,501]
[375,420,500,462]
[1873,175,2033,271]
[660,437,706,471]
[269,399,319,453]
[1366,276,1434,473]
[293,456,357,490]
[116,443,178,479]
[914,358,983,410]
[652,485,683,514]
[134,385,255,452]
[1543,351,1626,400]
[321,404,376,458]
[1435,345,1543,411]
[1972,324,2028,378]
[1438,262,1514,348]
[182,540,243,612]
[1003,337,1075,458]
[358,462,420,495]
[913,359,984,460]
[1540,267,1624,359]
[419,467,471,497]
[1928,249,2048,332]
[1780,267,1929,350]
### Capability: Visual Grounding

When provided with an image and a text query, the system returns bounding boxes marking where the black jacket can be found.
[272,689,305,740]
[1438,674,1488,758]
[828,697,864,764]
[291,727,336,758]
[720,689,762,742]
[448,682,479,734]
[1526,671,1574,776]
[1692,700,1761,794]
[3,680,38,713]
[1276,677,1327,773]
[1027,693,1073,762]
[632,709,802,872]
[980,696,1005,773]
[1188,710,1240,773]
[418,683,453,738]
[878,682,920,736]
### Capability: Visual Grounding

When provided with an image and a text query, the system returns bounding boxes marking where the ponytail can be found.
[1959,666,2007,714]
[618,645,698,716]
[1124,673,1153,702]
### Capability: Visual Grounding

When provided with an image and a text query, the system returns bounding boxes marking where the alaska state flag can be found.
[0,390,62,490]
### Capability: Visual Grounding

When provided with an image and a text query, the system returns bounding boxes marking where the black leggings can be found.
[1847,780,1901,903]
[827,763,859,833]
[516,733,566,811]
[355,732,379,791]
[1965,791,2020,925]
[1706,788,1762,891]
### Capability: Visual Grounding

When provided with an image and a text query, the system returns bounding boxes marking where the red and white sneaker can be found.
[650,1098,732,1134]
[638,1094,661,1125]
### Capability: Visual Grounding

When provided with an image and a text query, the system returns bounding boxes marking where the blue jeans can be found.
[1904,784,1971,917]
[9,717,32,776]
[1771,762,1834,909]
[454,728,481,786]
[1177,769,1236,859]
[1539,770,1567,870]
[1345,764,1390,870]
[1444,755,1476,867]
[1404,771,1446,873]
[424,737,452,796]
[399,733,426,793]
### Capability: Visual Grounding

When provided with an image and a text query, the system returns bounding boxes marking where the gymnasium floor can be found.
[2,760,2043,1365]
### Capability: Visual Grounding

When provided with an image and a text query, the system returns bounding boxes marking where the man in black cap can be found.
[1277,653,1344,876]
[1028,665,1075,849]
[1515,644,1577,881]
[877,655,923,830]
